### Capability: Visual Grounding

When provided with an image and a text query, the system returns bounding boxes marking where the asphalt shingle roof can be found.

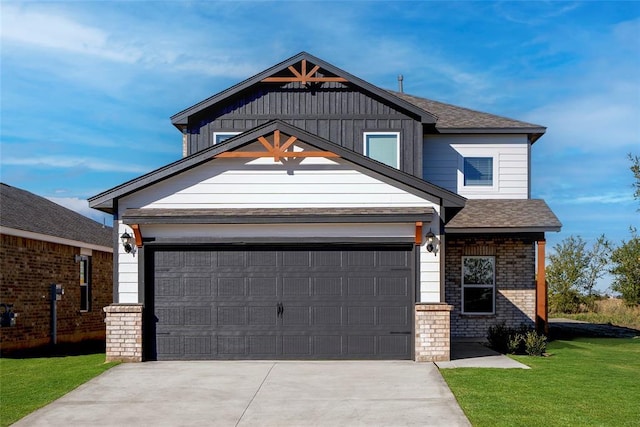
[445,199,561,232]
[389,91,546,132]
[0,183,113,248]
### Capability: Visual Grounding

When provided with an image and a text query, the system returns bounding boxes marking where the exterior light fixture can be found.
[120,231,134,254]
[425,230,436,253]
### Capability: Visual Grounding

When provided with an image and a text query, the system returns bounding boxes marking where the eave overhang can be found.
[122,207,434,225]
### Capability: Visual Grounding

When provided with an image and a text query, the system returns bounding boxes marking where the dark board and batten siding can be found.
[187,82,423,177]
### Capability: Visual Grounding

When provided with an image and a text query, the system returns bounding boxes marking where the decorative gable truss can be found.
[261,59,348,85]
[215,130,339,162]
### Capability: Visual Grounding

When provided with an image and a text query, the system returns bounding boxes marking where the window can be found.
[464,157,493,186]
[364,132,400,168]
[79,256,91,311]
[213,132,240,144]
[461,256,495,314]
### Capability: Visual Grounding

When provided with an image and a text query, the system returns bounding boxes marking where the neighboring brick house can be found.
[0,183,113,354]
[89,52,561,362]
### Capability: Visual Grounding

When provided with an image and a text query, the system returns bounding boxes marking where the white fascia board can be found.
[0,226,113,253]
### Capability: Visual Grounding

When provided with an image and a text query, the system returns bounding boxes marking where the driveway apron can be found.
[14,361,470,426]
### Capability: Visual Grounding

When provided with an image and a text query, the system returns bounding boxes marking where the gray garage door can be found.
[150,246,414,360]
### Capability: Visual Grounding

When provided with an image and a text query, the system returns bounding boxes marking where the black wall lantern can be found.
[425,230,436,253]
[120,231,134,254]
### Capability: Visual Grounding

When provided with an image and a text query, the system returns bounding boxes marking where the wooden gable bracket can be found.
[215,130,340,162]
[261,59,348,84]
[130,224,143,248]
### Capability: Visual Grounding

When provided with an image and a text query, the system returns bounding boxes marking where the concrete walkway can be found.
[14,361,470,427]
[436,342,530,369]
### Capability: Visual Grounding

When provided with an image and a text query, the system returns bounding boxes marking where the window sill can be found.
[460,313,496,318]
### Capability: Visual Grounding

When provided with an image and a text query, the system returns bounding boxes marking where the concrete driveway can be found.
[15,361,470,426]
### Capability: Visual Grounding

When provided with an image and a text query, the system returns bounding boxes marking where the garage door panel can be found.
[248,276,278,297]
[184,335,212,356]
[378,277,409,296]
[152,247,413,360]
[184,306,212,326]
[218,306,247,326]
[249,335,277,355]
[217,277,246,297]
[313,306,342,325]
[379,336,410,355]
[248,306,278,326]
[313,277,343,296]
[312,251,343,267]
[282,251,312,267]
[282,335,312,356]
[282,276,312,296]
[183,276,212,296]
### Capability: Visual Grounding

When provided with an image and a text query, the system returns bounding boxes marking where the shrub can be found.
[524,330,547,356]
[487,323,512,354]
[487,323,546,356]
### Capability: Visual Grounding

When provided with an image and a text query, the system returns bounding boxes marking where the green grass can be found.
[441,338,640,427]
[0,354,118,427]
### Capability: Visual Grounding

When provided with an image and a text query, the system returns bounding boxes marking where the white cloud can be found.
[0,4,141,63]
[47,197,113,225]
[559,192,635,205]
[1,156,149,173]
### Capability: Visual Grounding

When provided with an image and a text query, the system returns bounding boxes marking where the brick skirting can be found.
[415,303,453,362]
[104,304,143,362]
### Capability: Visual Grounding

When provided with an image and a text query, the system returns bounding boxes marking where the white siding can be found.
[423,134,529,199]
[116,145,443,304]
[120,143,437,210]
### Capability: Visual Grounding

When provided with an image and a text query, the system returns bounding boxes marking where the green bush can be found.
[487,323,512,354]
[487,323,546,356]
[524,330,547,356]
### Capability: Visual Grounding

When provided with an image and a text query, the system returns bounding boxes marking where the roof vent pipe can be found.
[398,74,404,93]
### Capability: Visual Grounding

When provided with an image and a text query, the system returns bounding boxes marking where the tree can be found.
[609,227,640,306]
[546,235,610,313]
[630,153,640,206]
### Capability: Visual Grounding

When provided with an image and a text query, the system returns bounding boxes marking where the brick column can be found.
[415,303,453,362]
[103,304,143,362]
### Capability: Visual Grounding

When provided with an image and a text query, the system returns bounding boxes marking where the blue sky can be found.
[1,1,639,286]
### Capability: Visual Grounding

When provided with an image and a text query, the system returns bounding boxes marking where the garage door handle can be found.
[277,303,283,317]
[390,331,411,335]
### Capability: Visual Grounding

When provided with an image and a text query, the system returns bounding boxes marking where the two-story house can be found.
[89,52,560,362]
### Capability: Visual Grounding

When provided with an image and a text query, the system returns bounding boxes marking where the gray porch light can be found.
[120,231,134,253]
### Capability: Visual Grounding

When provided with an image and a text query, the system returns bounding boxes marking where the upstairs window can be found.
[464,157,493,186]
[213,132,240,144]
[461,256,495,314]
[364,132,400,168]
[79,256,91,311]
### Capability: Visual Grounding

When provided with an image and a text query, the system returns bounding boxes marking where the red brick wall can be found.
[445,235,536,338]
[0,234,113,353]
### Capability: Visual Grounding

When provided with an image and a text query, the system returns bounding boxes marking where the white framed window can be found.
[461,256,495,314]
[213,132,240,144]
[363,132,400,168]
[79,256,91,312]
[464,157,493,186]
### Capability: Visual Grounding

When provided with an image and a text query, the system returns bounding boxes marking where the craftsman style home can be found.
[89,52,560,362]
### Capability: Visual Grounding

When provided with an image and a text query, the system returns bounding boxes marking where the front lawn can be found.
[0,354,118,427]
[441,338,640,426]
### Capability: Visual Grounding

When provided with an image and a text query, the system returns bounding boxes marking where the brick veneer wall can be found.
[0,234,113,353]
[104,304,143,362]
[445,236,536,338]
[415,303,453,362]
